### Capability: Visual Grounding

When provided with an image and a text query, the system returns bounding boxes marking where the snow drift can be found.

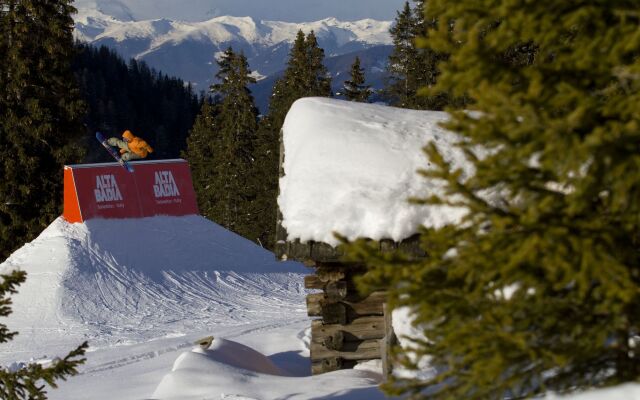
[0,215,308,360]
[153,337,384,400]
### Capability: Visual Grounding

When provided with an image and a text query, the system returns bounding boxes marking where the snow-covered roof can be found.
[278,97,473,247]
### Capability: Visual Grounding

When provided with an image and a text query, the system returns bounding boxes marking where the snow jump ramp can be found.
[1,158,307,364]
[63,158,199,223]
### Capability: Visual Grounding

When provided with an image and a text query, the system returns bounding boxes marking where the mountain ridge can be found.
[73,0,405,23]
[74,8,394,109]
[75,12,392,51]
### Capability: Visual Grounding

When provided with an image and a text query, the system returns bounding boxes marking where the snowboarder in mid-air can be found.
[107,130,154,162]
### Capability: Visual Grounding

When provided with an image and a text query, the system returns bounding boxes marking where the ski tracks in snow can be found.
[0,216,309,369]
[80,318,309,375]
[50,224,306,348]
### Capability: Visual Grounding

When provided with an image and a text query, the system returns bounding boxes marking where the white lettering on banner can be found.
[156,198,182,205]
[94,174,123,203]
[153,171,181,198]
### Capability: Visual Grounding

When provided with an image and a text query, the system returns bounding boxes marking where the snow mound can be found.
[153,338,385,400]
[547,384,640,400]
[189,338,285,376]
[279,97,472,246]
[0,215,308,361]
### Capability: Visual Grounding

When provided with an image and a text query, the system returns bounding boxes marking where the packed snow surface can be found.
[0,215,307,354]
[0,215,393,399]
[279,97,472,246]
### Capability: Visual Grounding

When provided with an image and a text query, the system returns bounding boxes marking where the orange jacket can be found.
[121,130,154,158]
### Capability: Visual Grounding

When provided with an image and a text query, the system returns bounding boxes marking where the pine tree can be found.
[268,30,332,117]
[183,99,219,220]
[385,2,418,108]
[343,56,372,102]
[0,270,87,398]
[254,30,333,249]
[303,31,332,97]
[0,0,86,260]
[213,48,259,239]
[185,48,260,241]
[411,0,460,110]
[386,1,458,110]
[250,122,279,249]
[347,1,640,398]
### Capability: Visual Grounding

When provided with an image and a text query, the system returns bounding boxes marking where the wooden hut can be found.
[275,229,424,374]
[275,97,463,375]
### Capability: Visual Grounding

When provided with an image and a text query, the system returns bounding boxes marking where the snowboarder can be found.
[106,130,154,162]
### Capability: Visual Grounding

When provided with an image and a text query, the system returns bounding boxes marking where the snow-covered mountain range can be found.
[73,7,394,109]
[73,0,405,23]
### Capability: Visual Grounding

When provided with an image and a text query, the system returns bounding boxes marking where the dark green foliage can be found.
[183,100,219,220]
[386,1,457,110]
[347,1,640,399]
[73,44,201,161]
[250,119,280,249]
[385,2,419,108]
[268,30,332,120]
[255,30,333,249]
[184,48,262,242]
[0,270,87,399]
[342,56,372,102]
[0,0,85,261]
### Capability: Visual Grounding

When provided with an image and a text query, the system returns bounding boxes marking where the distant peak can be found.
[210,15,256,24]
[320,16,340,24]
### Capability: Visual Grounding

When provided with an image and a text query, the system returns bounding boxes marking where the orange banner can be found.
[63,159,199,223]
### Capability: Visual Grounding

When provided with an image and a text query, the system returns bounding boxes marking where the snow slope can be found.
[0,215,308,361]
[0,214,392,399]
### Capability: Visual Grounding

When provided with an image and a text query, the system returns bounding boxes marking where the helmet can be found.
[122,130,134,141]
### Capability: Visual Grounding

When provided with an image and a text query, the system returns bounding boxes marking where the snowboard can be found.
[96,132,134,173]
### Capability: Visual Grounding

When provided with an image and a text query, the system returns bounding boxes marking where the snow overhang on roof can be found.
[277,97,473,250]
